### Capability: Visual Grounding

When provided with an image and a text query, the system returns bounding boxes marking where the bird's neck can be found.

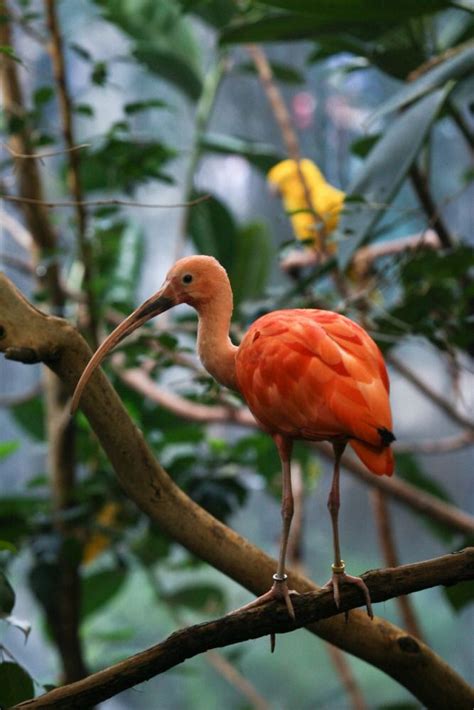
[196,289,239,392]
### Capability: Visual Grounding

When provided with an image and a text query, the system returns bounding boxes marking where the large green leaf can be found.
[444,580,474,612]
[95,221,145,311]
[254,0,451,20]
[221,1,452,44]
[369,43,474,120]
[0,663,34,707]
[337,86,452,269]
[395,454,455,542]
[81,567,128,620]
[200,132,283,174]
[94,0,203,100]
[10,396,45,441]
[163,582,225,613]
[188,194,272,308]
[0,571,15,616]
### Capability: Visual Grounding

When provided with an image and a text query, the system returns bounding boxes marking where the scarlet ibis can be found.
[72,255,395,618]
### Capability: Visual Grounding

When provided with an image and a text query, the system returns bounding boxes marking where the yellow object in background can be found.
[267,159,345,250]
[82,501,121,564]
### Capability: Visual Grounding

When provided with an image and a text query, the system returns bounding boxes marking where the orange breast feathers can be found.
[235,310,394,476]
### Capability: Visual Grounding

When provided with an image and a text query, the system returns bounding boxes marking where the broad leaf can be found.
[163,583,225,612]
[395,454,455,542]
[200,132,283,174]
[369,43,474,121]
[444,580,474,612]
[0,571,15,616]
[94,0,203,100]
[10,396,45,441]
[0,440,19,460]
[81,567,128,620]
[337,86,452,269]
[0,663,34,706]
[252,0,451,20]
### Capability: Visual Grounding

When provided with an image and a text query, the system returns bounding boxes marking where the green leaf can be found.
[80,137,176,193]
[0,45,24,65]
[96,222,145,311]
[33,86,55,106]
[251,0,451,20]
[0,571,15,616]
[376,246,474,353]
[133,45,203,100]
[81,567,128,620]
[188,193,238,273]
[94,0,203,100]
[0,540,17,553]
[337,86,452,269]
[10,396,45,441]
[0,663,34,706]
[369,44,474,121]
[124,99,169,114]
[200,131,284,173]
[0,440,19,460]
[444,580,474,612]
[163,583,225,613]
[91,60,108,86]
[395,454,455,542]
[231,221,272,308]
[221,2,450,45]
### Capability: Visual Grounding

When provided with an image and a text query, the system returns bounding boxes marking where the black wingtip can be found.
[378,427,396,446]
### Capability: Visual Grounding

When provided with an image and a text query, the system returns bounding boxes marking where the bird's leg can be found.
[324,442,373,619]
[228,435,298,621]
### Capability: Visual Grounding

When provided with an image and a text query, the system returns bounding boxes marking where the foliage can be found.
[0,0,472,706]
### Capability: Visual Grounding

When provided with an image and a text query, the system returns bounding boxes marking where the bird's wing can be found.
[236,310,392,449]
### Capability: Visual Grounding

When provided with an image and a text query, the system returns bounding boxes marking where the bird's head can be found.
[70,255,229,413]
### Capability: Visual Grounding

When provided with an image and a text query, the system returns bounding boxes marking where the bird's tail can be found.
[350,440,394,476]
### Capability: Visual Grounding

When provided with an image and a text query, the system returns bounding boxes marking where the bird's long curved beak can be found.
[71,286,175,414]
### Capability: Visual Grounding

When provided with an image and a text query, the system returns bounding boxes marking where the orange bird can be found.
[72,255,395,618]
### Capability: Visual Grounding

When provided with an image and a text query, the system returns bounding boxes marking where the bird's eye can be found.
[182,273,193,285]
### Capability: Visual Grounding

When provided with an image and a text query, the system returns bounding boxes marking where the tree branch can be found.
[388,353,474,431]
[14,549,474,710]
[0,273,472,707]
[44,0,98,347]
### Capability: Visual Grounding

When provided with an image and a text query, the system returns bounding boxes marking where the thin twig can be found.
[13,548,474,710]
[388,353,474,430]
[394,429,474,454]
[246,44,328,256]
[44,0,98,346]
[2,141,90,161]
[0,192,211,209]
[371,490,424,640]
[409,165,454,248]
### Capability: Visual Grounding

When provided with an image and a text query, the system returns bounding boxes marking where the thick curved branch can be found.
[14,549,474,710]
[0,273,472,708]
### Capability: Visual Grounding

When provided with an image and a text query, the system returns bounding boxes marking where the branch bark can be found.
[0,273,472,708]
[1,2,87,682]
[44,0,98,347]
[13,548,474,710]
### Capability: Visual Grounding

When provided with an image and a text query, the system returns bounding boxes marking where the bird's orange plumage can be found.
[236,309,394,476]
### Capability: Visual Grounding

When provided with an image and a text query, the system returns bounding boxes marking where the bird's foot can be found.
[324,561,373,620]
[229,574,299,620]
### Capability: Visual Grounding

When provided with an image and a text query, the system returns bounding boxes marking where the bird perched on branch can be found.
[72,255,395,619]
[267,158,345,254]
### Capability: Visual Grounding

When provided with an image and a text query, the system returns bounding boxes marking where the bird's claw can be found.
[229,573,299,620]
[324,562,373,619]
